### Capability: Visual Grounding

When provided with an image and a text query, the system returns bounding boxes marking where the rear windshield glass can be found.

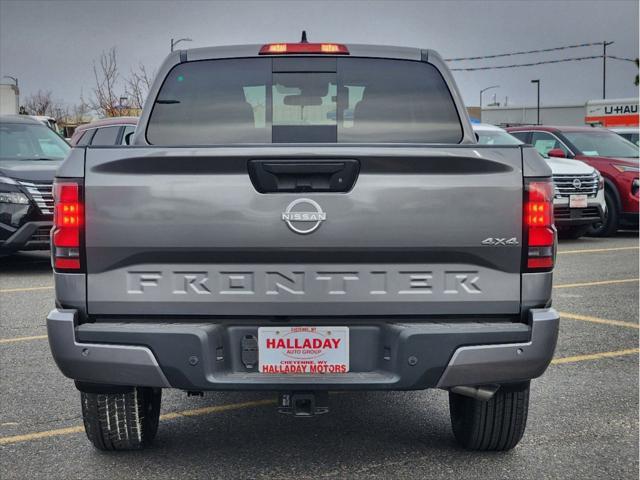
[146,57,462,144]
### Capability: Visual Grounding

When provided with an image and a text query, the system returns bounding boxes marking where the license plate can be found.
[258,326,349,374]
[569,194,588,208]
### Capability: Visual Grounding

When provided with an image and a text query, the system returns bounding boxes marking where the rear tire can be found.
[81,387,162,451]
[588,190,619,237]
[449,382,529,451]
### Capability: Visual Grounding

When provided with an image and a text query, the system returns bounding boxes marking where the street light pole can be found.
[479,85,500,121]
[171,37,193,52]
[602,40,614,99]
[531,79,540,125]
[3,75,18,88]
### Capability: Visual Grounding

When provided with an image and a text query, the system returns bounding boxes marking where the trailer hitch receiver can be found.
[278,391,329,417]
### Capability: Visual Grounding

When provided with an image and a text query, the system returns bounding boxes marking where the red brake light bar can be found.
[259,43,349,55]
[524,179,556,271]
[52,180,83,271]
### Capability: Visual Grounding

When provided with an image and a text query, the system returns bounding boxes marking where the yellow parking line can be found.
[559,311,639,330]
[159,398,276,421]
[551,348,639,365]
[0,286,54,294]
[1,347,639,447]
[554,278,639,289]
[558,246,639,255]
[0,426,85,446]
[0,335,48,344]
[0,398,276,446]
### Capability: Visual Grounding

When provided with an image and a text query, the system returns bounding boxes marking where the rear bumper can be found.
[47,308,559,391]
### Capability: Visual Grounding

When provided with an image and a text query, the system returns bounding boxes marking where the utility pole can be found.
[531,79,540,125]
[602,41,614,99]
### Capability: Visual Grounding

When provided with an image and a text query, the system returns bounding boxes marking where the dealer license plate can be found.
[569,194,588,208]
[258,326,349,374]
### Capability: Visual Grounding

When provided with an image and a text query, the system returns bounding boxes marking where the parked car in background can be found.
[474,124,605,238]
[30,115,59,133]
[610,127,639,146]
[0,115,70,254]
[507,126,639,236]
[472,122,522,145]
[69,116,138,146]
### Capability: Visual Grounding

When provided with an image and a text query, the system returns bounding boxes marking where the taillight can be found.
[52,180,83,271]
[525,179,556,271]
[259,43,349,55]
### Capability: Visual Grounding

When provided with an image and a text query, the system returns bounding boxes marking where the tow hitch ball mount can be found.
[278,391,329,417]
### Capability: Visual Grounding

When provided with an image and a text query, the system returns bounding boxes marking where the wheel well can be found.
[603,179,622,212]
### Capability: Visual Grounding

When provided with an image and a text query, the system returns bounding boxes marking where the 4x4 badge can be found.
[481,237,519,246]
[282,198,326,235]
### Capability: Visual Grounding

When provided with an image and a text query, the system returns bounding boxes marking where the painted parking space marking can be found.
[0,335,48,344]
[554,278,639,289]
[0,286,54,294]
[1,349,637,447]
[559,311,639,330]
[558,246,639,255]
[0,425,85,446]
[550,348,639,365]
[0,399,275,446]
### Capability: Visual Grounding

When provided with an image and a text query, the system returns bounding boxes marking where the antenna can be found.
[301,30,308,43]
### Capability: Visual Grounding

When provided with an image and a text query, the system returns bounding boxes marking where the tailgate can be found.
[84,145,523,316]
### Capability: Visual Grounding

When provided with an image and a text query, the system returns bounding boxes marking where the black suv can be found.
[0,115,70,254]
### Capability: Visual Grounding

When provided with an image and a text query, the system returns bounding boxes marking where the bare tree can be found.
[126,63,154,110]
[49,101,70,124]
[91,47,122,117]
[70,91,91,124]
[23,90,53,116]
[22,90,69,123]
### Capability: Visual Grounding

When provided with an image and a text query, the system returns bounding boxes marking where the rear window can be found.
[76,129,94,146]
[90,126,121,146]
[146,57,462,144]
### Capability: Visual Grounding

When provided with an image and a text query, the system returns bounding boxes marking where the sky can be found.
[0,0,638,111]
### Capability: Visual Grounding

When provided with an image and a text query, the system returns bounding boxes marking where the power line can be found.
[608,55,636,63]
[444,42,604,62]
[450,55,602,71]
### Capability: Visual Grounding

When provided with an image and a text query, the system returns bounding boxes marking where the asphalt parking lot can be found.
[0,234,638,479]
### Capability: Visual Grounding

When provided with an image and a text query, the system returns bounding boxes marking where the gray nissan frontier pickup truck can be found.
[47,40,559,451]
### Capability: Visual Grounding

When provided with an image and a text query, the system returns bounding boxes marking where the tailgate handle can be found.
[248,159,359,193]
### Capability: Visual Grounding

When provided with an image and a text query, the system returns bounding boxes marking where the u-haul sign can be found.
[585,98,639,127]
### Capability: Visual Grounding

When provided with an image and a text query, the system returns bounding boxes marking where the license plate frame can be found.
[569,194,588,208]
[258,326,349,374]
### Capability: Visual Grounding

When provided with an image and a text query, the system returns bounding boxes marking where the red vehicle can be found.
[507,126,639,236]
[69,117,138,147]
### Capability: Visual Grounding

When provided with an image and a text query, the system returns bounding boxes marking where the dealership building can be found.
[481,104,585,126]
[479,97,639,127]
